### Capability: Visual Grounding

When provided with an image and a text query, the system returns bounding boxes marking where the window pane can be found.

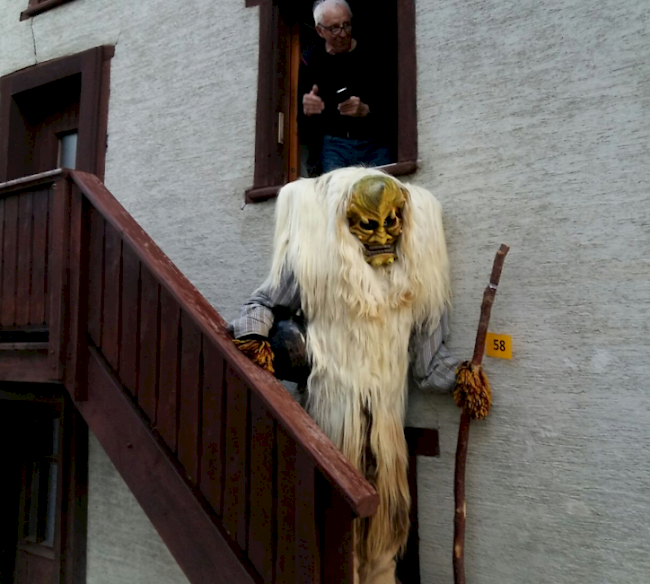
[26,463,40,541]
[43,416,60,546]
[21,414,60,546]
[52,416,60,455]
[59,132,78,169]
[43,462,58,547]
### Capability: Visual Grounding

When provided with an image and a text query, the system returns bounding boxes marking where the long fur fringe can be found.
[268,167,451,561]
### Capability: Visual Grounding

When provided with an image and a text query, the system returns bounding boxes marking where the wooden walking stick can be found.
[452,244,510,584]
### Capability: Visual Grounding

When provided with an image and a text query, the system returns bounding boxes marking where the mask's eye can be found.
[384,216,396,228]
[360,220,379,230]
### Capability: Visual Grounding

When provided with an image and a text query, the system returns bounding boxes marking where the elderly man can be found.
[301,0,391,173]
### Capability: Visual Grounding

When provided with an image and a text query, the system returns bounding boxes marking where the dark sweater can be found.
[299,42,386,140]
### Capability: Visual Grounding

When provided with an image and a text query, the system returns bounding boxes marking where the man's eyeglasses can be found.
[319,22,352,35]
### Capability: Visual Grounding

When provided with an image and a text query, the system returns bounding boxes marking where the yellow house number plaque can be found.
[485,333,512,359]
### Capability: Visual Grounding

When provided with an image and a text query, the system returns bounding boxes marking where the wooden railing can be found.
[0,170,379,584]
[0,170,66,381]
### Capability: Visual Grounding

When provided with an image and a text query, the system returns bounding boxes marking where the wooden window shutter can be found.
[246,2,299,202]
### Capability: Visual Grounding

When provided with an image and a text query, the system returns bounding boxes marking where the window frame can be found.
[16,407,63,557]
[20,0,77,21]
[0,46,113,182]
[0,385,88,584]
[245,0,418,203]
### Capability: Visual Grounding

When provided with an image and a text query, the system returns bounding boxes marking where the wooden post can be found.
[66,183,90,400]
[48,177,71,381]
[453,244,509,584]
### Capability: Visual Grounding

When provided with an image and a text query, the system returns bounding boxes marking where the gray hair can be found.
[313,0,352,26]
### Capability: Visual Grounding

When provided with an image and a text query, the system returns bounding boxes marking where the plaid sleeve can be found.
[410,309,459,393]
[230,270,300,339]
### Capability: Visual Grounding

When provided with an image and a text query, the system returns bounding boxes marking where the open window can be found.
[246,0,417,202]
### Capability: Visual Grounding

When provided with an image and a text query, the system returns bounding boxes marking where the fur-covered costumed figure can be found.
[231,167,485,584]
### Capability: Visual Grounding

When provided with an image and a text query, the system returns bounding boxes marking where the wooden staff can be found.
[452,244,510,584]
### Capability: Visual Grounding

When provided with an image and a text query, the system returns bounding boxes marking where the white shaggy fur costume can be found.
[266,167,451,573]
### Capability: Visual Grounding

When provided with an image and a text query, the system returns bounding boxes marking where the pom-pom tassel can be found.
[233,338,275,374]
[453,361,492,420]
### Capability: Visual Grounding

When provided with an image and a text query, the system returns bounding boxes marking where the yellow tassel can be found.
[453,361,492,420]
[233,338,275,374]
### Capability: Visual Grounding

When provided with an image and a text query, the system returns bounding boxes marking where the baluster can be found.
[102,221,121,370]
[275,425,297,584]
[318,472,355,584]
[86,205,104,346]
[15,191,33,326]
[47,179,69,378]
[137,264,159,423]
[157,286,180,450]
[66,184,89,399]
[200,341,225,514]
[295,449,320,584]
[1,194,18,325]
[177,312,202,484]
[119,245,140,396]
[223,364,249,549]
[29,189,49,325]
[248,393,275,583]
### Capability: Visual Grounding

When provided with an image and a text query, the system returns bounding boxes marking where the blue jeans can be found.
[321,135,391,173]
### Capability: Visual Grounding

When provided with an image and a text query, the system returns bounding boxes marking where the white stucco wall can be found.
[410,2,649,583]
[2,0,649,582]
[87,433,190,584]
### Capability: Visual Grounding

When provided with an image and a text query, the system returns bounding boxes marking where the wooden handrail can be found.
[67,170,378,519]
[0,168,68,197]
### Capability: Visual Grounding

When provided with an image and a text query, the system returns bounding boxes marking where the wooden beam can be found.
[0,349,51,382]
[20,0,77,21]
[48,177,71,381]
[74,346,256,584]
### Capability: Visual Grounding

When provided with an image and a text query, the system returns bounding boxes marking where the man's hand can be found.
[338,96,369,117]
[303,84,325,116]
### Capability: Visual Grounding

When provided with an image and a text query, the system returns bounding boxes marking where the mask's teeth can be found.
[365,243,396,256]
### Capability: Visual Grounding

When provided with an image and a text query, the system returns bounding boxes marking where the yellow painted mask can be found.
[346,176,407,267]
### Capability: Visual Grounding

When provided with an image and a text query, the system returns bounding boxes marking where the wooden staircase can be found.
[0,169,382,584]
[0,170,437,584]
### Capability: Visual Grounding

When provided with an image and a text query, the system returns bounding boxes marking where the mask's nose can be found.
[368,227,389,245]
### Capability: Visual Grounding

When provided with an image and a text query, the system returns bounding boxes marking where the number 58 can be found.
[493,339,506,352]
[486,333,512,359]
